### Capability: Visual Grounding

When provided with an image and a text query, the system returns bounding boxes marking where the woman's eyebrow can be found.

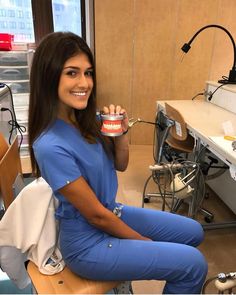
[63,66,93,70]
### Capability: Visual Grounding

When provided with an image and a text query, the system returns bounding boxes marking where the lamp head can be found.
[181,43,191,53]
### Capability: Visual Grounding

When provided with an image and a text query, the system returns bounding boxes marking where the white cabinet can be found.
[0,50,34,159]
[206,80,236,114]
[205,81,236,214]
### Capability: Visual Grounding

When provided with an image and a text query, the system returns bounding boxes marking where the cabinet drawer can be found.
[15,106,28,121]
[13,93,29,107]
[6,81,30,94]
[19,144,29,158]
[0,51,28,66]
[18,133,28,146]
[0,67,29,80]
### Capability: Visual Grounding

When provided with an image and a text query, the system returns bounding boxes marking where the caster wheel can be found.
[204,215,214,223]
[204,192,210,199]
[144,197,150,203]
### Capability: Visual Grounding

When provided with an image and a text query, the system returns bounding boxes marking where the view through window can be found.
[52,0,82,36]
[0,0,35,42]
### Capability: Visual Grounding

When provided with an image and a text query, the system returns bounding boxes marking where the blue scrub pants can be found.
[61,206,208,294]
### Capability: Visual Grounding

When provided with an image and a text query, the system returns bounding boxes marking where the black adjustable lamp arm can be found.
[181,24,236,83]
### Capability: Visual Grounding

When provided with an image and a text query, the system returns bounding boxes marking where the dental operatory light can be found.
[181,24,236,84]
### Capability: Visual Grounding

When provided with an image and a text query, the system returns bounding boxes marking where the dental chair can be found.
[164,102,194,157]
[142,103,213,221]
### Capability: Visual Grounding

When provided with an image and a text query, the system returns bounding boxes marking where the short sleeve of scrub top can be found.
[33,119,118,218]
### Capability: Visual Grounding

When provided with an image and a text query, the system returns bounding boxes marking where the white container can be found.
[15,106,28,121]
[19,145,29,158]
[0,66,29,80]
[206,81,236,114]
[6,81,30,94]
[0,51,28,66]
[13,93,29,107]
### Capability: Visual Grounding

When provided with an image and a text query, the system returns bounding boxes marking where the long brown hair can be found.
[28,32,112,177]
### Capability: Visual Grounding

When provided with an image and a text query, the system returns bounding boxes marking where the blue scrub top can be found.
[33,119,118,220]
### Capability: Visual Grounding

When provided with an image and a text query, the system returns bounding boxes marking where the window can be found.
[0,0,89,45]
[52,0,82,36]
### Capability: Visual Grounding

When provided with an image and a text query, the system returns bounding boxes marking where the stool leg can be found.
[113,281,133,294]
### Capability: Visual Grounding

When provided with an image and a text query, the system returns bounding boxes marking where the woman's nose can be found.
[77,74,88,87]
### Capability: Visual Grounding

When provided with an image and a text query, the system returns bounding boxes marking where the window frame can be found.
[31,0,86,46]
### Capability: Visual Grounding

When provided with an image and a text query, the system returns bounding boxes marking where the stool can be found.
[27,261,122,294]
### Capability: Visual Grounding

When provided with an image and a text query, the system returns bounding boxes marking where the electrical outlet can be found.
[203,90,212,99]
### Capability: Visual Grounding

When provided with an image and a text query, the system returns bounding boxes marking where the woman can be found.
[28,32,207,294]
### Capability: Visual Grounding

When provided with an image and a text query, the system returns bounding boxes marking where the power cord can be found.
[191,84,227,101]
[191,91,205,101]
[0,83,26,148]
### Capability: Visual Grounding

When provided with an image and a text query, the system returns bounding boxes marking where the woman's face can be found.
[58,52,94,120]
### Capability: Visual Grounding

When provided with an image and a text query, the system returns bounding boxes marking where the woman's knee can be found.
[163,247,208,294]
[189,219,205,246]
[191,247,208,278]
[186,248,208,292]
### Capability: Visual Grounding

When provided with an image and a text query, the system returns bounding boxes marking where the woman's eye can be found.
[85,70,93,77]
[66,70,77,76]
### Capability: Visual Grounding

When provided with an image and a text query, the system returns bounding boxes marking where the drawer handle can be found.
[2,69,21,75]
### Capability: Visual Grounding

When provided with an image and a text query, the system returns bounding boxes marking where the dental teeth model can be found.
[101,114,123,136]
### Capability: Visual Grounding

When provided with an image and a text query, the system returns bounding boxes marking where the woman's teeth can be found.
[72,92,86,96]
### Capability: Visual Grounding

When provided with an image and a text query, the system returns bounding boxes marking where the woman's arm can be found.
[59,176,150,241]
[103,104,129,171]
[113,132,129,171]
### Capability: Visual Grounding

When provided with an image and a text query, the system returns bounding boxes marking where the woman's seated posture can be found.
[28,32,208,294]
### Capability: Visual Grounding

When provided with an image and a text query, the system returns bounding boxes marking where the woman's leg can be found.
[121,205,205,247]
[68,237,207,294]
[65,206,207,294]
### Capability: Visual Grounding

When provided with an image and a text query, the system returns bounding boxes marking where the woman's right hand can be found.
[103,104,129,133]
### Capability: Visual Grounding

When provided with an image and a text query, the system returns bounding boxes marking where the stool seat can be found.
[27,261,120,294]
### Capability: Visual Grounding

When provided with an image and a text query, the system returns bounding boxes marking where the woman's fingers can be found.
[115,105,122,114]
[102,105,128,121]
[103,106,109,114]
[109,104,115,114]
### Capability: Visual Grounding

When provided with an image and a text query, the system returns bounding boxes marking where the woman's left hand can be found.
[103,104,129,133]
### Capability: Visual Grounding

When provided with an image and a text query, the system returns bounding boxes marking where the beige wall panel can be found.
[94,0,236,144]
[170,0,219,101]
[209,0,236,82]
[131,0,178,144]
[94,0,134,114]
